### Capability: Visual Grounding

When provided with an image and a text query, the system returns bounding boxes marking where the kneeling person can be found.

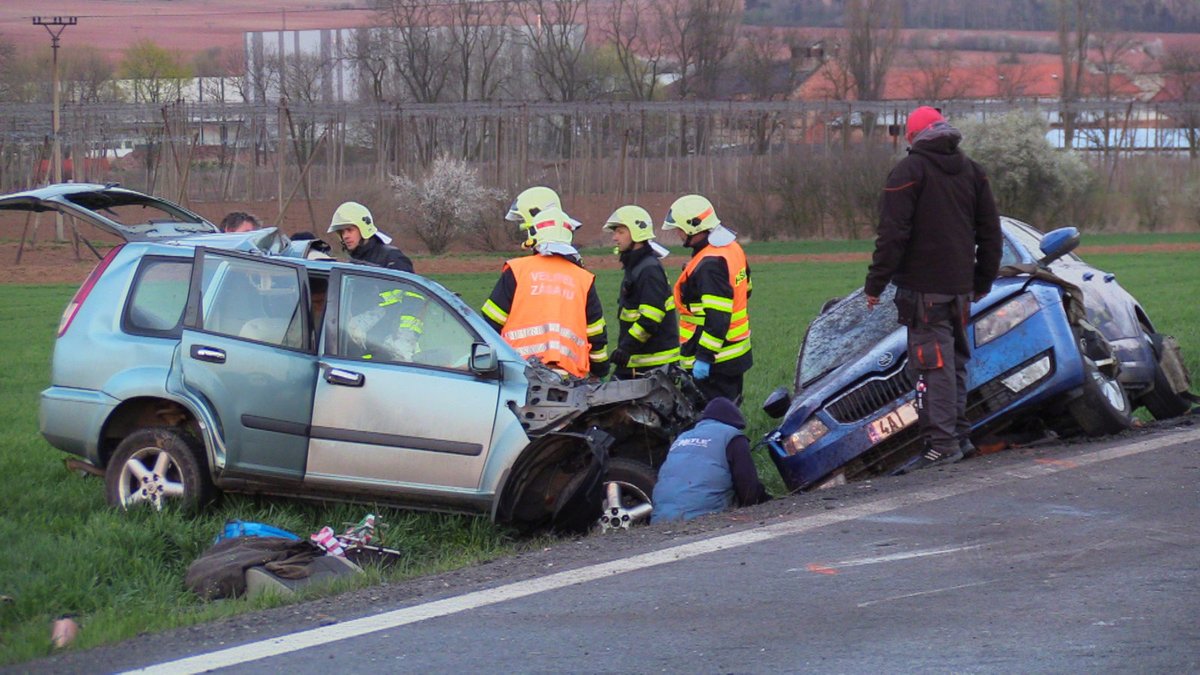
[651,397,770,523]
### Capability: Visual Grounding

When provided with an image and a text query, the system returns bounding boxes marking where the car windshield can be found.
[797,286,899,389]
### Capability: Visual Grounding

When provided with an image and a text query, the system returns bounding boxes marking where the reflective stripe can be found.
[590,349,609,362]
[629,323,650,342]
[378,289,426,307]
[664,297,676,311]
[481,299,508,324]
[587,318,606,337]
[698,331,724,351]
[515,340,582,361]
[619,308,642,322]
[398,316,424,332]
[638,304,665,322]
[726,323,750,341]
[627,347,680,368]
[504,322,587,348]
[701,294,733,312]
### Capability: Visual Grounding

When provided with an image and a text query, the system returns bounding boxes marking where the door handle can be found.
[1103,273,1116,283]
[1082,272,1094,281]
[325,367,365,387]
[190,345,226,364]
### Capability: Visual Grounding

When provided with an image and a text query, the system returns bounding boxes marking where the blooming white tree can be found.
[390,155,504,254]
[959,111,1094,225]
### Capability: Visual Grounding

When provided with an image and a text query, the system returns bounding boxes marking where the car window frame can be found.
[325,267,487,375]
[121,254,194,339]
[182,246,316,353]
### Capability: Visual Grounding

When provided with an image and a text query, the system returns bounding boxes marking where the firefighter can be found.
[481,207,609,380]
[504,185,581,235]
[662,194,753,403]
[327,201,414,272]
[602,205,680,379]
[328,202,424,361]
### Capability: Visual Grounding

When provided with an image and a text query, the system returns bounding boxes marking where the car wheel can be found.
[105,428,211,512]
[1068,356,1133,436]
[1139,333,1192,420]
[596,458,656,532]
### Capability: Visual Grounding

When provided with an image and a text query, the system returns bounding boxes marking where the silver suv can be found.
[11,184,699,532]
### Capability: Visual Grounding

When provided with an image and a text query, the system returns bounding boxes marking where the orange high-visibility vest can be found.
[674,242,752,364]
[502,255,595,378]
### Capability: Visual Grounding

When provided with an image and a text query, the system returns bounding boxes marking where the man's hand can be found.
[610,348,630,368]
[866,295,880,310]
[692,359,711,381]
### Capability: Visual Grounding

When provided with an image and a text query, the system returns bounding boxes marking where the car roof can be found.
[0,183,219,241]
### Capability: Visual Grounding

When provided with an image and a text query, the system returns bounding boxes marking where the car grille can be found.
[825,365,914,424]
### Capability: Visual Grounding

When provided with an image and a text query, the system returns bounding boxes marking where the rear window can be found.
[124,258,192,336]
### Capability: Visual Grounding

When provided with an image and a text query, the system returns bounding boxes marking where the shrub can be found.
[958,111,1097,227]
[389,156,504,255]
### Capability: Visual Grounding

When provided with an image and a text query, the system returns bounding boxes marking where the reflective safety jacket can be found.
[481,254,609,378]
[615,245,679,375]
[674,240,752,375]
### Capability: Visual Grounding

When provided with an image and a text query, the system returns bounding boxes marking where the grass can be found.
[1,237,1197,665]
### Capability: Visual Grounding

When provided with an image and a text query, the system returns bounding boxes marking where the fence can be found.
[1,99,1197,203]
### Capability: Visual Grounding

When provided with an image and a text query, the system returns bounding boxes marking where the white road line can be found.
[128,428,1200,675]
[785,544,984,573]
[856,580,998,608]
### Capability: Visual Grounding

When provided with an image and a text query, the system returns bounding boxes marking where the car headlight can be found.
[783,418,829,456]
[974,293,1040,347]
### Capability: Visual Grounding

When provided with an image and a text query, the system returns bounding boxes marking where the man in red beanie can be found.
[864,106,1003,470]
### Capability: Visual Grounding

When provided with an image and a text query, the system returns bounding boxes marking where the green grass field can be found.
[1,237,1197,665]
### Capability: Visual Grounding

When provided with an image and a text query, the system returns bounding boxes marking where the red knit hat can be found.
[905,106,945,143]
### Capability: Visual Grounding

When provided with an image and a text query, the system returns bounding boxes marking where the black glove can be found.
[591,360,611,379]
[610,348,630,368]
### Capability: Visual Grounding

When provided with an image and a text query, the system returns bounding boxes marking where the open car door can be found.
[179,247,318,481]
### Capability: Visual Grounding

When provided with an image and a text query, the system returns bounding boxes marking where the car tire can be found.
[1139,333,1192,420]
[597,458,657,531]
[105,428,212,512]
[1068,356,1133,437]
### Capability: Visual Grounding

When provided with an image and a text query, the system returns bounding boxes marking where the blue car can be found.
[762,217,1193,492]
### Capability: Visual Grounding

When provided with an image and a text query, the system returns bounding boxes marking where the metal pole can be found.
[33,16,77,241]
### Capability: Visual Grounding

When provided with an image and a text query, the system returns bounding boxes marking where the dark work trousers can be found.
[902,291,971,454]
[697,371,744,406]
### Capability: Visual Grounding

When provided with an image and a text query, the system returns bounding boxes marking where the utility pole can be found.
[33,16,77,241]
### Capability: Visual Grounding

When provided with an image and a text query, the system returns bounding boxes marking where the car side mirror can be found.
[762,386,792,419]
[469,342,498,374]
[1038,227,1080,266]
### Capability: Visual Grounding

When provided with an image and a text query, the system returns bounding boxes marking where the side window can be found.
[338,275,475,371]
[125,258,192,336]
[1000,238,1021,267]
[198,254,304,349]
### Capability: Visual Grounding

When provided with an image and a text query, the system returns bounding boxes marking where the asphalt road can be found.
[22,422,1200,674]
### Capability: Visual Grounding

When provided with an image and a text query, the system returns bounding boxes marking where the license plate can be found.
[866,401,918,444]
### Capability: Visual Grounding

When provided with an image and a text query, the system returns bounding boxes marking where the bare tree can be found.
[344,28,392,103]
[604,0,667,101]
[1055,0,1097,149]
[375,0,454,104]
[732,29,809,154]
[61,47,118,104]
[844,0,902,137]
[514,0,592,103]
[1087,28,1138,156]
[1161,44,1200,158]
[447,0,509,103]
[994,53,1040,102]
[658,0,741,101]
[908,47,973,101]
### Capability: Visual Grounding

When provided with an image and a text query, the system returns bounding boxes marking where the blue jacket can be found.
[651,418,740,523]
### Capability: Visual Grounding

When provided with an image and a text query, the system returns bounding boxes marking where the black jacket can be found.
[613,245,678,375]
[350,236,414,273]
[865,129,1002,298]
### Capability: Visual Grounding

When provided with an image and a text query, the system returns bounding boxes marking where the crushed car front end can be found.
[765,278,1089,492]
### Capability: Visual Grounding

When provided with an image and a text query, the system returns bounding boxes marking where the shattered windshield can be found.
[797,286,899,389]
